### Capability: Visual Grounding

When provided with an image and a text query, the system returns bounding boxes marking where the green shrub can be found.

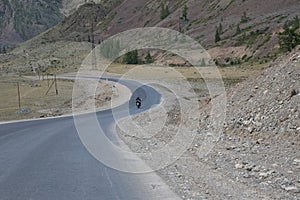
[279,16,300,52]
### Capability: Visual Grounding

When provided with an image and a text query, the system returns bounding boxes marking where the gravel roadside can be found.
[116,49,300,199]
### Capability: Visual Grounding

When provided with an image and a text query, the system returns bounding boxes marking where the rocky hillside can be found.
[0,0,108,48]
[1,0,299,70]
[40,0,300,62]
[114,47,300,199]
[0,0,64,47]
[226,47,300,134]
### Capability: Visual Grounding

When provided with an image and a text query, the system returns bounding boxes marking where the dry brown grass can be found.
[0,75,74,121]
[106,62,268,86]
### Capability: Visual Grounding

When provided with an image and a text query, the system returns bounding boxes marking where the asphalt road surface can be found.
[0,78,180,200]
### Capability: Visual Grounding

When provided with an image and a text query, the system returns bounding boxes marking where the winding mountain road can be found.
[0,78,180,200]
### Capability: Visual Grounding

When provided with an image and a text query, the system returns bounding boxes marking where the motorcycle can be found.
[136,98,141,109]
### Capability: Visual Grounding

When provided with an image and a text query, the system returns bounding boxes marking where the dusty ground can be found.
[114,54,300,200]
[116,75,268,199]
[106,62,267,88]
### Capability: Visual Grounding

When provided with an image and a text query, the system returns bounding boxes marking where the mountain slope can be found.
[0,0,64,46]
[40,0,300,62]
[0,0,107,47]
[1,0,299,71]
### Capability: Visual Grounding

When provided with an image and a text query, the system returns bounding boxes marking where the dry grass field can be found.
[106,62,268,86]
[0,75,75,121]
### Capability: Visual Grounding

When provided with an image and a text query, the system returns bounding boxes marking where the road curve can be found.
[0,78,180,200]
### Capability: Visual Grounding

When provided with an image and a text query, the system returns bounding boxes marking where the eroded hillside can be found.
[0,0,299,72]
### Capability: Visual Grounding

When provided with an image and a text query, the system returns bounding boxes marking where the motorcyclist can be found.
[136,97,141,109]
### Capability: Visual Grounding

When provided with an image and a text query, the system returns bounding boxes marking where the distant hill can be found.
[0,0,109,47]
[0,0,64,47]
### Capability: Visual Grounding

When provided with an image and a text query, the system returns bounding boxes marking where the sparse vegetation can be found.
[223,0,235,11]
[144,52,153,64]
[257,33,272,50]
[230,57,241,65]
[278,16,300,52]
[123,50,139,64]
[218,23,223,34]
[240,11,250,23]
[181,4,188,21]
[215,27,221,43]
[236,24,241,35]
[160,3,170,20]
[0,46,7,54]
[235,28,269,48]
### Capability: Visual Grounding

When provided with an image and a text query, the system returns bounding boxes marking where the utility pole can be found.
[17,82,21,109]
[37,70,40,80]
[47,74,49,88]
[54,75,58,95]
[45,78,55,96]
[91,20,96,69]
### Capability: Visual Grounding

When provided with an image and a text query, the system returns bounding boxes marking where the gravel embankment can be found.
[116,48,300,199]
